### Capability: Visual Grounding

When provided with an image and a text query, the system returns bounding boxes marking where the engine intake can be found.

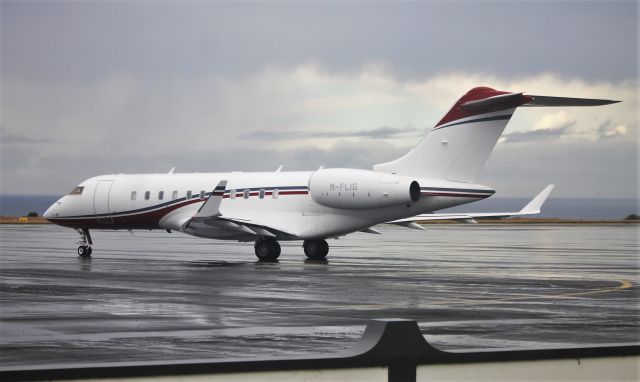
[309,168,420,210]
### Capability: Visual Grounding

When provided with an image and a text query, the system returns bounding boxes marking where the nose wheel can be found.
[77,245,92,257]
[75,228,93,257]
[303,239,329,260]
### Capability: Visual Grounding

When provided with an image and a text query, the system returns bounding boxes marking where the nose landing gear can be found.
[77,245,92,257]
[76,228,93,257]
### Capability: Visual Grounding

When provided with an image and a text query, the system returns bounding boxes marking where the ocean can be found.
[0,194,638,220]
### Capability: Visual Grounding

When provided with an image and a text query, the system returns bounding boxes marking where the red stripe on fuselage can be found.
[221,190,308,198]
[47,198,203,230]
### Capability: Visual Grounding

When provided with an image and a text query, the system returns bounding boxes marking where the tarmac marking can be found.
[445,279,634,307]
[278,278,635,311]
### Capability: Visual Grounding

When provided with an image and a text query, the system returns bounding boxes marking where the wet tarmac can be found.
[1,224,638,366]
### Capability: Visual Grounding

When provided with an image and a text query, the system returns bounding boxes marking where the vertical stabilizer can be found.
[374,87,618,182]
[374,87,532,183]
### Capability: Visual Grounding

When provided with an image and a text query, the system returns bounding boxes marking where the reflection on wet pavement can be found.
[0,223,638,366]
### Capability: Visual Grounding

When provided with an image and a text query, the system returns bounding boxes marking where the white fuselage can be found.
[44,170,494,241]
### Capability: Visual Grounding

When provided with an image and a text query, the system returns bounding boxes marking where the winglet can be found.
[193,180,227,218]
[519,185,554,214]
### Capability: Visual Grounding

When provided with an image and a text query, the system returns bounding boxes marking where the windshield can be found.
[68,186,84,195]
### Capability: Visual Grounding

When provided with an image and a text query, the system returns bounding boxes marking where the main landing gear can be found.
[303,239,329,260]
[253,238,330,261]
[76,228,93,257]
[254,237,281,261]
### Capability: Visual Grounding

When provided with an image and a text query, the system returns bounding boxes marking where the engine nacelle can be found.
[308,168,420,210]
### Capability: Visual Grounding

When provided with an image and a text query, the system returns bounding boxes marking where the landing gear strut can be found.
[254,237,281,261]
[76,228,93,257]
[303,239,329,260]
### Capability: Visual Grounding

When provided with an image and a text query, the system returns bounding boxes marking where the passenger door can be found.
[93,180,114,224]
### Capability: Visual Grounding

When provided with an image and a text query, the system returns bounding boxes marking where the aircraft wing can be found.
[158,180,298,241]
[389,185,554,225]
[172,181,298,241]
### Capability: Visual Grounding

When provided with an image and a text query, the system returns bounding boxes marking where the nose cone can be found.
[43,202,60,219]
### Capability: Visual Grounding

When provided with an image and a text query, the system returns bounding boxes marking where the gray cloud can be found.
[479,140,637,199]
[597,119,627,139]
[502,122,575,143]
[241,126,422,141]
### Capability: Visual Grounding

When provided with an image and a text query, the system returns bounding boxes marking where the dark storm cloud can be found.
[1,1,637,199]
[2,1,637,81]
[241,126,421,141]
[0,141,406,193]
[0,126,53,144]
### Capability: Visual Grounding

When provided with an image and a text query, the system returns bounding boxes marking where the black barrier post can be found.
[346,318,443,382]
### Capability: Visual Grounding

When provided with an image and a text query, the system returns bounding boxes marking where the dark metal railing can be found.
[2,318,638,382]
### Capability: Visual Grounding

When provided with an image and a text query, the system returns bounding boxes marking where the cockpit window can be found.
[68,186,84,195]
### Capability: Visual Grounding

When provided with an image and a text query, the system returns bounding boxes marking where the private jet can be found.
[44,87,618,261]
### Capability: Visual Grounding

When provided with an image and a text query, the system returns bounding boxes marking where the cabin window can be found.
[131,191,137,201]
[200,190,206,199]
[144,191,150,200]
[172,191,178,200]
[68,186,84,195]
[259,189,265,199]
[272,189,279,199]
[230,189,236,199]
[158,191,164,200]
[187,191,192,199]
[243,189,250,199]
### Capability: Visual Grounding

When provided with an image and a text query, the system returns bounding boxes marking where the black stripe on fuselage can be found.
[421,187,495,194]
[432,114,511,131]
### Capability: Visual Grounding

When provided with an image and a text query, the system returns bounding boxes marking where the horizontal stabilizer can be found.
[388,185,554,224]
[522,95,620,107]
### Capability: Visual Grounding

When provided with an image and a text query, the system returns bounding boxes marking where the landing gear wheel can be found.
[303,239,329,260]
[77,245,92,257]
[75,228,93,257]
[254,238,281,261]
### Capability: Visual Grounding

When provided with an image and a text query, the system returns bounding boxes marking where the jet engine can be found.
[308,168,420,210]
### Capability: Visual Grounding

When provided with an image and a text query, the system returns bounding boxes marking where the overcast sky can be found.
[1,1,638,199]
